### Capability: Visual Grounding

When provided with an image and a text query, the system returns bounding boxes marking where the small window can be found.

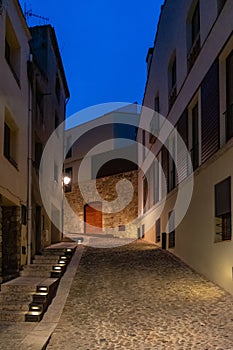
[55,111,59,132]
[187,1,201,71]
[143,176,148,214]
[215,177,231,242]
[35,142,43,170]
[171,57,177,89]
[168,54,177,109]
[55,75,61,103]
[191,103,199,170]
[150,96,160,144]
[5,14,21,85]
[168,137,176,192]
[4,110,18,169]
[21,205,27,226]
[168,211,175,248]
[36,86,44,125]
[156,218,161,243]
[54,162,59,182]
[142,224,145,238]
[154,96,160,113]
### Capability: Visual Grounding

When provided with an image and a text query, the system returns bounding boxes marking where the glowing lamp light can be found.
[63,176,71,185]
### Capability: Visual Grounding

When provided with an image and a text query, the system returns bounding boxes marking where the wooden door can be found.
[84,202,102,234]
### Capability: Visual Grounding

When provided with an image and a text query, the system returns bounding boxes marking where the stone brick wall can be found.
[2,206,21,279]
[64,170,138,237]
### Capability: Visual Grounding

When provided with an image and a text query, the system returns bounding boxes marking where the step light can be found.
[38,287,48,292]
[58,260,66,265]
[53,266,62,271]
[31,306,41,311]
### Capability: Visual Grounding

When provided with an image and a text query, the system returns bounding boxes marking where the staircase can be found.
[0,246,75,322]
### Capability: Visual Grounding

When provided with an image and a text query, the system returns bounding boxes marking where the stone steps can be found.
[0,310,27,322]
[0,246,76,322]
[0,302,29,311]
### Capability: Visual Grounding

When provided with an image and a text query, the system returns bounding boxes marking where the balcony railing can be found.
[187,34,201,71]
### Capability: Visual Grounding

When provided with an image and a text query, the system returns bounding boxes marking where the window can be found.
[191,103,199,169]
[156,218,161,243]
[143,176,148,214]
[168,136,176,192]
[154,160,160,204]
[142,224,145,238]
[5,14,21,85]
[190,103,199,170]
[187,1,201,70]
[215,177,231,242]
[64,167,72,193]
[54,162,58,182]
[21,205,27,226]
[4,110,18,168]
[168,54,177,109]
[4,122,10,160]
[55,111,59,131]
[168,211,175,248]
[225,50,233,141]
[35,142,43,170]
[150,96,160,144]
[55,74,61,103]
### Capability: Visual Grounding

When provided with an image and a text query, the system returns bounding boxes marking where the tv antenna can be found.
[24,2,49,24]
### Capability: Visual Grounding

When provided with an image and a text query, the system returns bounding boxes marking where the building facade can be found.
[138,0,233,294]
[0,0,30,281]
[64,108,138,238]
[0,0,69,282]
[28,25,69,258]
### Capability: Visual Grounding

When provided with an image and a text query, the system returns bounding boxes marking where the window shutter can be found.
[215,177,231,216]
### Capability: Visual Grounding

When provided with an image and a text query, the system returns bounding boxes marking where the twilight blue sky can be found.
[20,1,164,119]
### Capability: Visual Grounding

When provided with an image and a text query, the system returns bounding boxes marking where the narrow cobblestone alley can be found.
[46,242,233,349]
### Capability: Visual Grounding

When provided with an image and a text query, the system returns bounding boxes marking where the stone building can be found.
[0,0,31,282]
[138,0,233,294]
[0,0,69,282]
[28,25,70,258]
[64,107,139,238]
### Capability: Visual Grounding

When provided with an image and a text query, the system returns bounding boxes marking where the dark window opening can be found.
[215,177,232,242]
[21,205,27,226]
[156,218,161,243]
[191,103,199,170]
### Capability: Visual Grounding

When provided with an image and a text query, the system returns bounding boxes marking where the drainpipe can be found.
[27,53,33,265]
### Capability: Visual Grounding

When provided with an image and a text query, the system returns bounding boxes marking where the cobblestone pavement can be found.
[46,242,233,350]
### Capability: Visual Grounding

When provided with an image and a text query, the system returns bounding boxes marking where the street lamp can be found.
[63,175,71,186]
[62,174,71,240]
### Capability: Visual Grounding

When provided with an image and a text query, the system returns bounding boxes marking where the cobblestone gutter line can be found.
[19,245,85,350]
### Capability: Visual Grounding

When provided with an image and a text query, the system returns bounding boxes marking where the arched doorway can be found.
[84,202,102,234]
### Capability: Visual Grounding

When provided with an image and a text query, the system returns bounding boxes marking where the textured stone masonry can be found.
[46,242,233,349]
